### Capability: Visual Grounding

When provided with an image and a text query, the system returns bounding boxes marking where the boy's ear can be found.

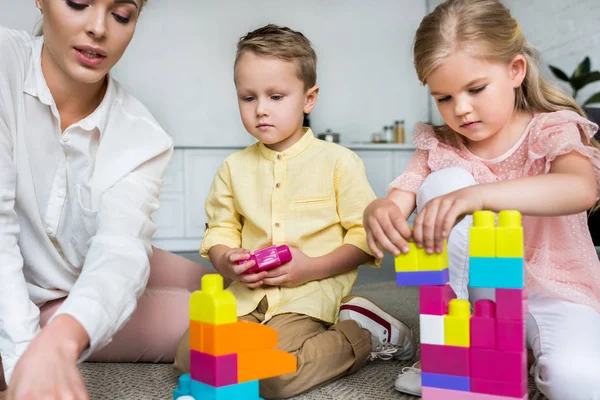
[509,55,527,88]
[303,85,319,114]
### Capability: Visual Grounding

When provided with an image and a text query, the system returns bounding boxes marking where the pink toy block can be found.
[470,347,527,383]
[497,318,525,351]
[470,299,497,349]
[422,386,528,399]
[190,350,237,387]
[239,245,292,274]
[419,285,456,315]
[471,376,527,398]
[421,344,469,376]
[496,289,527,321]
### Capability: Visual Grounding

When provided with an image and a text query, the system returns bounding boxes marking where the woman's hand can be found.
[262,247,313,288]
[413,186,484,254]
[363,198,413,259]
[7,315,89,400]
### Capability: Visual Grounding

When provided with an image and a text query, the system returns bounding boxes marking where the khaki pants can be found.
[174,297,371,399]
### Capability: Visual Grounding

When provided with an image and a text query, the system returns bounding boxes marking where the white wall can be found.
[427,0,600,125]
[0,1,429,146]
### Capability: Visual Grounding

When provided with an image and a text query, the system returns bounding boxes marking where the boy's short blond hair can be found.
[235,24,317,90]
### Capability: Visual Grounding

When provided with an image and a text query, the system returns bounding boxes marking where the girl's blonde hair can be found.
[35,0,148,36]
[414,0,599,149]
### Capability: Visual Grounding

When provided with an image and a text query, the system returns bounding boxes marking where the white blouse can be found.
[0,26,173,383]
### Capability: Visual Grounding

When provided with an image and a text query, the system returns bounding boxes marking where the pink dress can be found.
[389,110,600,313]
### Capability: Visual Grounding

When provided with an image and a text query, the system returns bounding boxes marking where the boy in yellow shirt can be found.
[174,24,415,398]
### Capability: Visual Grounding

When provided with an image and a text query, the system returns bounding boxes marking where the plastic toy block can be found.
[190,320,278,356]
[422,372,470,391]
[421,344,469,376]
[173,374,262,400]
[395,241,448,272]
[190,350,237,387]
[469,258,523,289]
[469,211,496,257]
[470,347,527,382]
[470,300,497,349]
[173,374,192,399]
[417,241,448,271]
[471,377,527,398]
[419,284,456,315]
[496,318,525,351]
[444,299,471,347]
[396,269,449,286]
[422,386,528,400]
[239,244,292,274]
[420,314,445,345]
[394,242,418,272]
[237,348,297,383]
[495,210,523,258]
[496,289,527,321]
[189,274,236,324]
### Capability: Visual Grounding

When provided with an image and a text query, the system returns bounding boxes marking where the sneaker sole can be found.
[341,295,416,361]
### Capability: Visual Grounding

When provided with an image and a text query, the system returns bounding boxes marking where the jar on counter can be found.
[394,120,405,144]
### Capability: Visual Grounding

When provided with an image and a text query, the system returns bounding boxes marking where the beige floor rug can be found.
[80,282,547,399]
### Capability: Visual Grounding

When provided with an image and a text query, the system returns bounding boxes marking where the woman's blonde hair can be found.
[35,0,148,36]
[414,0,599,149]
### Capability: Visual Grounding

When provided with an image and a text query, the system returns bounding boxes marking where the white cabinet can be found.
[153,145,415,251]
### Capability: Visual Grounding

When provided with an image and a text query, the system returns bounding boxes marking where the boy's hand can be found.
[219,248,268,289]
[363,198,412,259]
[413,186,483,254]
[262,247,312,288]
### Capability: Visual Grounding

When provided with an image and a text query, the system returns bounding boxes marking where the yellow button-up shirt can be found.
[200,129,378,323]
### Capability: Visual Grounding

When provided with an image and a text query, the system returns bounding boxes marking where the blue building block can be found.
[396,269,449,286]
[422,372,470,391]
[173,375,263,400]
[469,257,523,289]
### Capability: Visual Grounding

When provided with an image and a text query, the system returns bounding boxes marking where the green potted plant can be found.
[549,57,600,245]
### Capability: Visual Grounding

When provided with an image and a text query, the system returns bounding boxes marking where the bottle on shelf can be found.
[394,120,405,144]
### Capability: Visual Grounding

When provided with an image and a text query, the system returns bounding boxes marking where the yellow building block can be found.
[190,320,278,356]
[444,299,470,347]
[496,210,523,258]
[470,210,495,257]
[416,240,448,271]
[394,242,418,272]
[189,274,237,325]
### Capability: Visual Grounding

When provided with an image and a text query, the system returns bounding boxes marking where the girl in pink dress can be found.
[363,1,600,399]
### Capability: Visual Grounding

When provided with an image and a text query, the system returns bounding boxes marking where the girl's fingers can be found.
[370,219,400,256]
[366,233,383,259]
[382,213,409,254]
[434,199,454,253]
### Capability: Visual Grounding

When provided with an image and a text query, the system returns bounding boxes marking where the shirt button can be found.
[46,226,53,235]
[62,134,70,143]
[275,222,281,227]
[276,154,282,160]
[275,183,281,188]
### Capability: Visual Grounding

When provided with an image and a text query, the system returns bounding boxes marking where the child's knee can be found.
[260,374,298,399]
[173,328,191,375]
[535,354,600,400]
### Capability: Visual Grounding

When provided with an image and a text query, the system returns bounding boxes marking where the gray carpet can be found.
[80,282,547,399]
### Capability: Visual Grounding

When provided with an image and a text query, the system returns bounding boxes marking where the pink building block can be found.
[496,289,527,321]
[497,318,525,351]
[471,377,527,398]
[422,386,528,399]
[421,344,469,376]
[470,300,497,349]
[239,244,292,274]
[419,285,456,315]
[470,347,527,383]
[190,350,238,387]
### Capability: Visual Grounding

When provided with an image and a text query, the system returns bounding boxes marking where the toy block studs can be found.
[189,274,237,325]
[444,299,471,347]
[469,211,495,257]
[496,210,524,258]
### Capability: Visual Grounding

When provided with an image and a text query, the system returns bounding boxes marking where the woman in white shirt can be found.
[0,1,209,398]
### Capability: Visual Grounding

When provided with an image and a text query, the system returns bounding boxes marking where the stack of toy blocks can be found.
[173,274,297,400]
[395,210,528,400]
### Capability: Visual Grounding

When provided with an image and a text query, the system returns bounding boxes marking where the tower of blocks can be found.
[173,274,297,400]
[395,210,528,400]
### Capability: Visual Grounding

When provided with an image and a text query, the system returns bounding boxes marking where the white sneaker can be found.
[339,296,416,361]
[394,362,422,396]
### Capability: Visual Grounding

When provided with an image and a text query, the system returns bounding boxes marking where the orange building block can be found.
[190,320,279,356]
[237,349,297,382]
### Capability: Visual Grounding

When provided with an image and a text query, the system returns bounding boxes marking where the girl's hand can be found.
[363,198,413,259]
[219,248,268,289]
[7,316,89,400]
[413,186,484,254]
[262,248,312,288]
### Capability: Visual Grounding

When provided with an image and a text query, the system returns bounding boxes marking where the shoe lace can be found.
[401,365,421,374]
[369,343,402,361]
